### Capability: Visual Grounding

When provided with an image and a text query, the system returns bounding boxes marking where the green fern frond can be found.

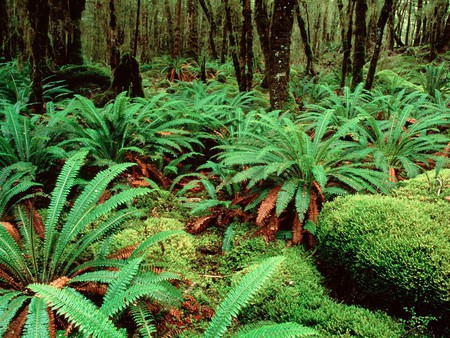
[276,180,299,217]
[236,322,318,338]
[295,187,311,223]
[0,224,30,283]
[203,256,285,338]
[29,284,125,338]
[43,150,88,277]
[70,259,129,275]
[130,301,156,338]
[22,297,50,338]
[0,294,29,336]
[122,279,182,309]
[130,230,184,259]
[101,257,143,317]
[135,271,180,284]
[68,270,118,284]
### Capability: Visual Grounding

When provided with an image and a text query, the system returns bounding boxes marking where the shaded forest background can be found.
[1,0,449,111]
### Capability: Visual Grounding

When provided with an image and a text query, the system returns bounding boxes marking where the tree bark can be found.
[351,0,367,89]
[133,0,141,58]
[224,0,242,88]
[109,0,120,70]
[239,0,253,91]
[164,0,174,53]
[365,0,393,90]
[267,0,295,110]
[405,0,412,46]
[27,0,51,113]
[198,0,218,59]
[187,0,199,60]
[295,1,315,77]
[254,0,271,88]
[0,0,9,60]
[437,13,450,52]
[341,0,355,88]
[67,0,85,65]
[172,0,182,58]
[414,0,423,45]
[49,0,69,67]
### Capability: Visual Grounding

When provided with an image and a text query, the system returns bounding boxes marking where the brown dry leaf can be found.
[256,185,281,226]
[49,276,70,289]
[187,215,215,234]
[1,222,21,246]
[108,243,139,260]
[4,305,28,338]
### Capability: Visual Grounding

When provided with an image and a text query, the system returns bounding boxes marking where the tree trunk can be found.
[67,0,85,65]
[351,0,367,89]
[386,0,395,50]
[109,0,120,70]
[365,0,393,90]
[0,0,9,60]
[414,0,423,45]
[224,0,242,88]
[165,0,174,54]
[49,0,69,67]
[220,14,227,63]
[430,0,449,58]
[187,0,199,60]
[254,0,270,88]
[341,0,355,88]
[133,0,141,58]
[27,0,51,113]
[405,0,412,45]
[267,0,295,110]
[295,1,316,77]
[172,0,182,58]
[238,0,253,92]
[437,13,450,52]
[198,0,218,59]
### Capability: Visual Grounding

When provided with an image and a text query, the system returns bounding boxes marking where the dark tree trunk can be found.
[187,0,199,60]
[295,1,316,77]
[387,0,395,50]
[267,0,295,110]
[238,0,253,92]
[172,0,182,58]
[414,0,423,45]
[341,0,355,88]
[365,0,393,90]
[254,0,271,88]
[165,0,174,53]
[49,0,69,67]
[0,0,8,60]
[199,0,218,59]
[351,0,367,89]
[27,0,51,113]
[133,0,141,58]
[67,0,85,65]
[336,0,346,47]
[220,14,228,63]
[224,0,242,87]
[109,0,120,70]
[112,54,144,98]
[437,13,450,52]
[405,0,412,45]
[430,1,449,58]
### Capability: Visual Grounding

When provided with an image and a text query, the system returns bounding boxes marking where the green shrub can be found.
[220,235,405,337]
[316,194,450,331]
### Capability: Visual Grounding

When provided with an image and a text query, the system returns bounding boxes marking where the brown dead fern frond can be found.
[291,214,303,245]
[256,185,281,226]
[25,201,45,239]
[107,243,139,260]
[47,308,56,338]
[187,215,216,234]
[0,266,23,289]
[5,305,28,338]
[49,276,70,289]
[1,222,21,246]
[75,283,108,296]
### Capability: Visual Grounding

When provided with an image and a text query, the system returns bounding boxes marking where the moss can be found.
[219,233,405,337]
[111,217,196,277]
[317,194,450,334]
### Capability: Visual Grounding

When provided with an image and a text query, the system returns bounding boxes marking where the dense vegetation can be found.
[1,0,450,337]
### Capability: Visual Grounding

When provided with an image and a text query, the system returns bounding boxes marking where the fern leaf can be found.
[257,186,281,225]
[130,301,156,338]
[237,322,318,338]
[130,230,184,259]
[295,187,310,223]
[0,225,29,283]
[43,150,88,278]
[101,257,143,317]
[276,180,299,217]
[68,270,118,284]
[203,256,285,338]
[22,297,50,338]
[28,284,125,338]
[0,295,28,336]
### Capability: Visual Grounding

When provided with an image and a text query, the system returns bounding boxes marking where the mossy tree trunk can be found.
[365,0,393,91]
[27,0,51,113]
[67,0,85,65]
[295,0,316,77]
[254,0,271,88]
[186,0,199,60]
[199,0,218,59]
[340,0,355,88]
[172,0,182,58]
[351,0,367,89]
[267,0,295,110]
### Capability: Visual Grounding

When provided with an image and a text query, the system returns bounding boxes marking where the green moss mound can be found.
[316,193,450,333]
[220,235,405,337]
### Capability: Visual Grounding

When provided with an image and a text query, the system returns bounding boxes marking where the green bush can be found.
[220,235,405,337]
[316,194,450,331]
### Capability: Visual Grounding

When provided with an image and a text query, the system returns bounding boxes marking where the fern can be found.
[101,257,143,317]
[130,301,157,337]
[22,297,50,338]
[0,294,29,336]
[204,256,285,338]
[29,284,125,338]
[130,230,184,259]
